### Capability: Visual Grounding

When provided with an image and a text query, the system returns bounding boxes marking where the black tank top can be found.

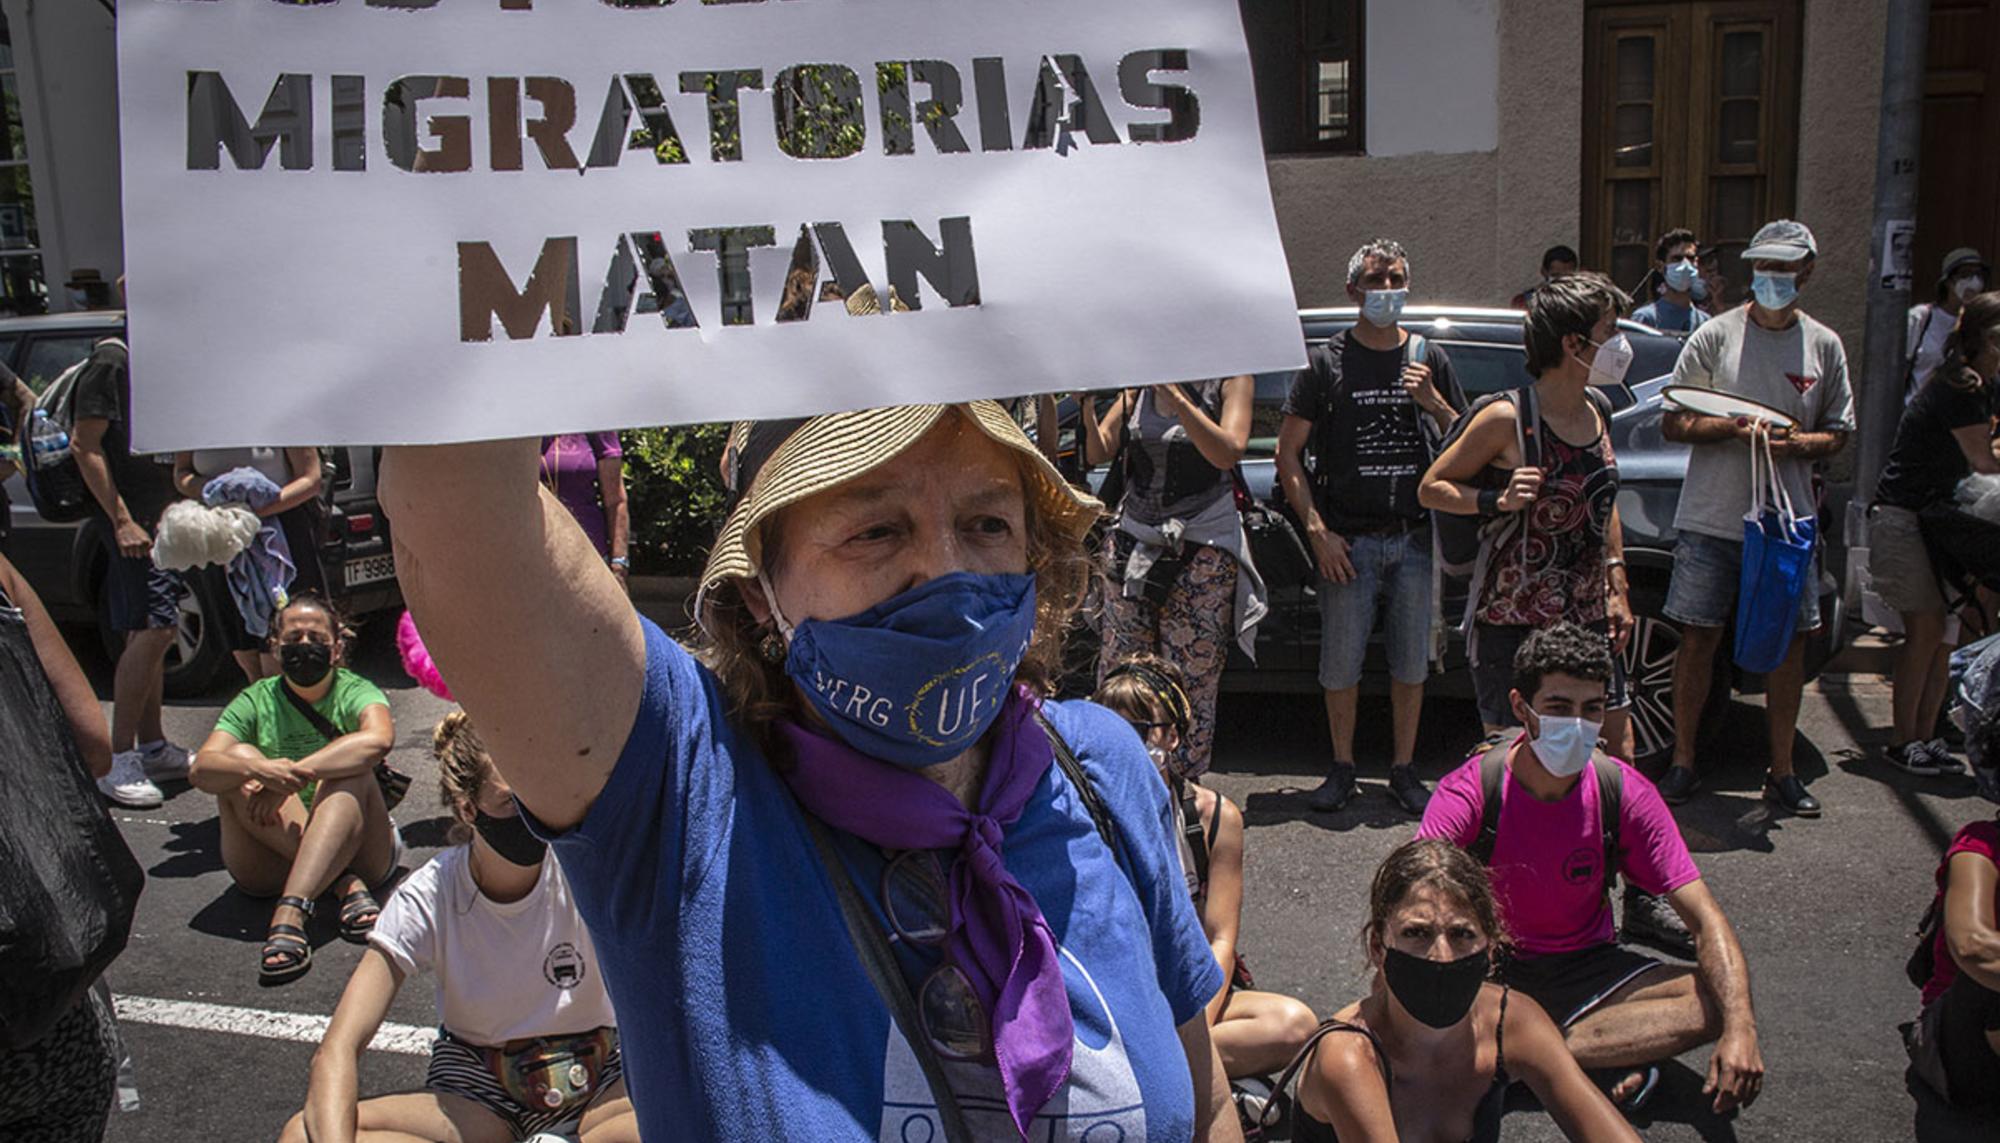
[1290,988,1511,1143]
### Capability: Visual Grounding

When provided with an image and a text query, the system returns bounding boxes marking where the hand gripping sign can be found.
[118,0,1306,450]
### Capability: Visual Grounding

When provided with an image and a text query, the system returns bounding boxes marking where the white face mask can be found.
[1957,276,1987,303]
[1576,332,1634,388]
[1528,713,1601,778]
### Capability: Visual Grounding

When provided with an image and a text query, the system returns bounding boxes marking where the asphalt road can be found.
[79,620,2000,1142]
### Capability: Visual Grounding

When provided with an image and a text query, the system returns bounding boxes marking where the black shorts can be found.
[1929,973,2000,1106]
[104,547,184,633]
[1501,942,1666,1028]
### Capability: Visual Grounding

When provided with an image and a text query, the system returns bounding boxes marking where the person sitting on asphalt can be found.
[382,403,1237,1140]
[1417,622,1764,1115]
[284,712,638,1143]
[1286,838,1638,1142]
[1906,733,2000,1111]
[1094,654,1319,1082]
[190,595,400,985]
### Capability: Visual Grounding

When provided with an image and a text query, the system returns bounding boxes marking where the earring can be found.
[759,631,787,664]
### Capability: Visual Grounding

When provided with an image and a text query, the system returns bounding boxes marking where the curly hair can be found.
[1512,621,1614,701]
[1365,838,1510,956]
[432,710,492,845]
[691,452,1093,760]
[1347,238,1410,288]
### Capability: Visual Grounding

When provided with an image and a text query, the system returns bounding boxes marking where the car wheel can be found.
[97,570,228,699]
[1622,578,1730,768]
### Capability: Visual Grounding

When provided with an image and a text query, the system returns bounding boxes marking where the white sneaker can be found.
[98,751,164,809]
[140,740,192,781]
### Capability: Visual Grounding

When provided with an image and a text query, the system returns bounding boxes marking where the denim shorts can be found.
[1664,530,1820,631]
[1316,527,1432,691]
[1470,621,1630,728]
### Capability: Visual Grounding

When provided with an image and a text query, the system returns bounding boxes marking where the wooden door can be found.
[1919,0,2000,295]
[1583,1,1802,303]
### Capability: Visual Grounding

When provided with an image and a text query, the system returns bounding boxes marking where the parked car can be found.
[1051,306,1850,766]
[0,311,402,697]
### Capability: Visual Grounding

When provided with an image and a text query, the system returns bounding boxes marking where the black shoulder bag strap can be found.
[1034,709,1124,865]
[1262,1018,1393,1131]
[278,679,344,741]
[798,811,977,1143]
[1591,751,1624,892]
[1177,781,1210,890]
[1469,737,1511,865]
[1906,304,1938,394]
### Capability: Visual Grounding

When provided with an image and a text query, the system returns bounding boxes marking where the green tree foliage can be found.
[620,424,732,576]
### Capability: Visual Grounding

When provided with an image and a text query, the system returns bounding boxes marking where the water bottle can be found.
[28,408,67,468]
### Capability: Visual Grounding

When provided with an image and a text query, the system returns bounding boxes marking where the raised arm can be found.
[1155,376,1254,470]
[380,441,644,831]
[1505,992,1642,1142]
[598,451,631,587]
[260,447,326,517]
[1080,390,1132,468]
[301,947,405,1143]
[0,555,111,779]
[1667,879,1763,1112]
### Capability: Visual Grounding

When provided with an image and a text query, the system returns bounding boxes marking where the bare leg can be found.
[1210,990,1320,1078]
[1602,708,1634,761]
[1562,967,1721,1071]
[281,773,396,907]
[1388,680,1423,767]
[1669,624,1725,772]
[110,628,175,753]
[1764,633,1809,780]
[280,1090,515,1143]
[216,786,307,898]
[1893,610,1948,744]
[1915,642,1955,747]
[578,1076,642,1142]
[1324,687,1358,762]
[140,647,166,745]
[230,649,265,684]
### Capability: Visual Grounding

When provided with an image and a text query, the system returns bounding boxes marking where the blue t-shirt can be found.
[1632,298,1707,334]
[534,617,1222,1141]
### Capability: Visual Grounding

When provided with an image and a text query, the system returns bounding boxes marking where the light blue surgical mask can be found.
[1663,260,1699,293]
[1362,288,1408,328]
[1529,713,1601,778]
[1691,274,1710,302]
[1751,271,1799,311]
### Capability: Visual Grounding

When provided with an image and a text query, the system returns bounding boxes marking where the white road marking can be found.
[113,995,436,1056]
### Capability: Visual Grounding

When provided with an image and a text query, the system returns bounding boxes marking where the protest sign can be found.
[118,0,1305,450]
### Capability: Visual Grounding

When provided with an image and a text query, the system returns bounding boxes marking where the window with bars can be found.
[1240,1,1366,155]
[0,14,44,316]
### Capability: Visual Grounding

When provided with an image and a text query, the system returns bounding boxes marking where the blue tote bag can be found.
[1735,427,1816,672]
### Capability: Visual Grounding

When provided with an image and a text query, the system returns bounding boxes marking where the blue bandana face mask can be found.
[765,570,1038,769]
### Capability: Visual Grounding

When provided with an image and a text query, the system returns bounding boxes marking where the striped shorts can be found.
[426,1028,623,1139]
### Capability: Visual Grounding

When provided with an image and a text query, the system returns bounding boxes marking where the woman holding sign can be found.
[1081,378,1262,776]
[383,405,1240,1142]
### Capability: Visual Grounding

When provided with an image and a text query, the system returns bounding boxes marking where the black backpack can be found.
[1302,331,1431,498]
[0,579,144,1049]
[21,340,120,524]
[1466,735,1625,896]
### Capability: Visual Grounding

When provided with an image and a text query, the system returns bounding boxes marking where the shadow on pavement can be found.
[1905,1067,2000,1141]
[188,884,344,953]
[398,814,457,849]
[1240,786,1424,833]
[1624,1059,1742,1142]
[147,817,223,880]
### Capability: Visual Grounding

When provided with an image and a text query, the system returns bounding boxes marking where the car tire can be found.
[97,568,229,700]
[1622,576,1730,769]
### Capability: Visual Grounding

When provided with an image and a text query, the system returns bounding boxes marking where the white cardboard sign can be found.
[118,0,1305,449]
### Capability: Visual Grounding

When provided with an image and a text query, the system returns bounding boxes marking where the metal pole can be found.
[1855,0,1931,504]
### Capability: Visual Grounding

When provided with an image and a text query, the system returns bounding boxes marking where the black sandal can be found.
[337,885,381,944]
[259,896,314,986]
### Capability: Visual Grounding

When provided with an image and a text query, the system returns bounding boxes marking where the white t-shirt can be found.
[1670,306,1855,542]
[369,846,616,1047]
[1907,303,1957,399]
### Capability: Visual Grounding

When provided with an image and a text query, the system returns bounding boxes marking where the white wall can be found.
[3,0,122,313]
[1365,0,1499,157]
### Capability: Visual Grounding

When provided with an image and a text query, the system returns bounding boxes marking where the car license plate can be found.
[343,554,396,588]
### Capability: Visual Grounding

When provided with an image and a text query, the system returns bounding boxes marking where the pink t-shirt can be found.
[1923,820,2000,1006]
[1418,739,1702,957]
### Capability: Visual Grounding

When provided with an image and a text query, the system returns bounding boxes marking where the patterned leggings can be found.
[0,983,119,1142]
[1098,543,1238,775]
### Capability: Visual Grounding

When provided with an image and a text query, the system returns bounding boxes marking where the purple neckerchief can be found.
[777,685,1070,1140]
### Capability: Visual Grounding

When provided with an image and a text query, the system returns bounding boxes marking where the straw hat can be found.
[697,401,1100,624]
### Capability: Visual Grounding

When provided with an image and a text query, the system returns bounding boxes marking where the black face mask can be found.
[1381,946,1489,1029]
[472,810,547,867]
[278,641,333,687]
